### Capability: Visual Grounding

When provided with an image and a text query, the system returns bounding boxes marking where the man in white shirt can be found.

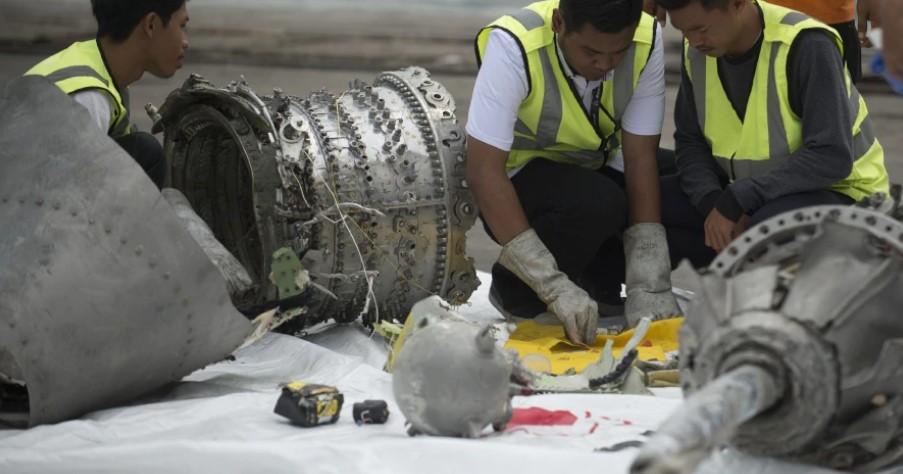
[467,0,680,345]
[26,0,190,189]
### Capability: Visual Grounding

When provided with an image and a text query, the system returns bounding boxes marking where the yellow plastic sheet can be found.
[504,318,684,375]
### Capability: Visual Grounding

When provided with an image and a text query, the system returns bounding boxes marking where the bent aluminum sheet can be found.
[0,77,252,427]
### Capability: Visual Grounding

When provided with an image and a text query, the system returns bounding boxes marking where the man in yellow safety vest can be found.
[467,0,681,345]
[653,0,889,268]
[26,0,190,188]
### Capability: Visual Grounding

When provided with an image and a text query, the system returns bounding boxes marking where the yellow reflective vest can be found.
[476,0,655,171]
[683,1,888,202]
[26,40,132,138]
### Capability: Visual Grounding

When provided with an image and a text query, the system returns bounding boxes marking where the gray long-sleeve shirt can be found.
[674,10,854,219]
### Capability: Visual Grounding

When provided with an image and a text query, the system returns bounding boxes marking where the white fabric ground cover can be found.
[0,272,872,474]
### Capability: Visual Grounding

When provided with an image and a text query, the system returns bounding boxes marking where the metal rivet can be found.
[872,393,888,407]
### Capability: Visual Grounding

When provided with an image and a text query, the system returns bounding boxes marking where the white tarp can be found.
[0,273,879,474]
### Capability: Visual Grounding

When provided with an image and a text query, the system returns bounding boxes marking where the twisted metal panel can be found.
[0,77,252,427]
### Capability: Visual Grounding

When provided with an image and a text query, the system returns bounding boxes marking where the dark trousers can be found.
[484,159,628,317]
[831,20,862,84]
[660,174,855,269]
[115,132,166,189]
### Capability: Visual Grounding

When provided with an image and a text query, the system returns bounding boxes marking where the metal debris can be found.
[632,202,903,474]
[390,298,655,437]
[151,68,479,332]
[0,77,253,427]
[392,308,514,438]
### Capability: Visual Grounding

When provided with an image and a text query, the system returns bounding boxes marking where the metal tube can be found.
[630,365,783,474]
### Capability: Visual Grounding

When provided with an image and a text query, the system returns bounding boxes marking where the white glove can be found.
[499,229,598,345]
[624,223,682,327]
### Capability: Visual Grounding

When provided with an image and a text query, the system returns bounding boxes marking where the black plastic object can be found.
[353,400,390,425]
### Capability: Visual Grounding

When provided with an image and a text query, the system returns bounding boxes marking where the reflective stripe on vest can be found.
[510,7,545,31]
[684,1,888,202]
[26,40,132,138]
[475,0,655,171]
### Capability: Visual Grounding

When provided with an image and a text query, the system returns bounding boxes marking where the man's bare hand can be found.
[733,215,750,239]
[884,0,903,79]
[858,1,903,80]
[704,208,736,252]
[859,0,882,48]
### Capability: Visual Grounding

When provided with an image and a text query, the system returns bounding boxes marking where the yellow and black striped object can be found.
[274,382,344,427]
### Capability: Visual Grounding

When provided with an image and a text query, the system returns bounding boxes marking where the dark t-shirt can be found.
[718,33,761,119]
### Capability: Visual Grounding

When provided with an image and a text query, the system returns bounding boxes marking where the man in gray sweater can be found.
[654,0,889,267]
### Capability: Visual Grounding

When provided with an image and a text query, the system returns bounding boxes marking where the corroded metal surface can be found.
[635,204,903,473]
[153,68,479,330]
[0,77,252,427]
[391,297,513,438]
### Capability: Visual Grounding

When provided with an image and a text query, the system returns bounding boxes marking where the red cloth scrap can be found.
[508,407,579,427]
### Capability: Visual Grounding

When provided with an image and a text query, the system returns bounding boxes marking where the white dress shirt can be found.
[466,24,665,172]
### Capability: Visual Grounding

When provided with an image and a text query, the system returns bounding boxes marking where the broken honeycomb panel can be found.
[158,67,480,332]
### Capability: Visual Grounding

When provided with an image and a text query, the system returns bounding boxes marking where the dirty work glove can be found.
[498,229,598,345]
[624,223,682,328]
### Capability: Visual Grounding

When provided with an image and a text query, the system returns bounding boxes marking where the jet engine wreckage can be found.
[0,67,479,427]
[150,67,479,333]
[632,199,903,473]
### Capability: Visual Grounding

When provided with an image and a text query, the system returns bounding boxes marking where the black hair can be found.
[558,0,643,34]
[654,0,730,11]
[91,0,187,42]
